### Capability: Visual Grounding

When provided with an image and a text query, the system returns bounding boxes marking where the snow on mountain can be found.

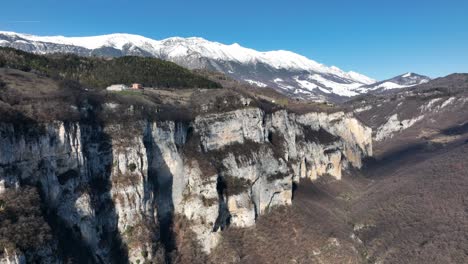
[371,82,407,90]
[346,71,376,85]
[0,31,342,73]
[357,72,431,93]
[0,30,384,101]
[402,72,412,78]
[22,32,154,50]
[245,79,268,87]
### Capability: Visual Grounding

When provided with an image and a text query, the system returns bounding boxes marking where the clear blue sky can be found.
[1,0,467,80]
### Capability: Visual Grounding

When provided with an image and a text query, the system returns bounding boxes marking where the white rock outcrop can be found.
[375,113,424,141]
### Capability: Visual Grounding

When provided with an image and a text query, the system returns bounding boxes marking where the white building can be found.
[106,84,129,91]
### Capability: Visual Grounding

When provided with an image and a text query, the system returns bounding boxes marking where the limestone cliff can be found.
[0,107,371,263]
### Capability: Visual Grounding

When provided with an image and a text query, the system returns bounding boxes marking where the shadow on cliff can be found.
[42,112,129,263]
[0,113,101,263]
[81,120,129,264]
[143,122,176,264]
[363,131,468,178]
[213,176,231,232]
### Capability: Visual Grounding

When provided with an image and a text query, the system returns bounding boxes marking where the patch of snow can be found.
[402,72,412,78]
[307,74,361,97]
[440,97,455,108]
[346,71,376,85]
[354,105,372,113]
[374,81,407,90]
[294,89,313,95]
[368,81,423,91]
[244,79,267,87]
[294,77,318,91]
[460,97,468,105]
[278,83,296,90]
[318,87,332,94]
[419,98,442,112]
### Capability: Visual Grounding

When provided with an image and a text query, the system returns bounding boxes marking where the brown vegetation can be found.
[172,215,209,264]
[0,187,53,256]
[352,143,468,264]
[205,133,468,263]
[299,126,339,144]
[223,177,252,196]
[209,176,366,264]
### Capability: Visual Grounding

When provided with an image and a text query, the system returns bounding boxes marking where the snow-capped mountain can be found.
[356,72,431,94]
[0,31,381,101]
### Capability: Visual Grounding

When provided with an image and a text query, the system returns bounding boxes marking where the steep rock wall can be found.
[0,108,372,263]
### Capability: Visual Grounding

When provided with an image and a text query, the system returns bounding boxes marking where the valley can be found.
[0,38,467,264]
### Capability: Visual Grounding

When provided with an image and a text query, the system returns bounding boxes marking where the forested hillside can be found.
[0,47,221,89]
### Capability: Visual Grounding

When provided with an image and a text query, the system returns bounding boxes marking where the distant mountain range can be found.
[0,31,430,101]
[356,72,431,94]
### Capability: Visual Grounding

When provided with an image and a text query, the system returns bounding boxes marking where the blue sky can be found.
[1,0,467,80]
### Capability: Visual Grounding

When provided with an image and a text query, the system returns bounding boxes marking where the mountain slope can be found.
[0,31,376,101]
[0,47,221,89]
[356,72,430,94]
[348,73,468,155]
[346,74,468,263]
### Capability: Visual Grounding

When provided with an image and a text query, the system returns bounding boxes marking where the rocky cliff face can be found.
[0,107,371,263]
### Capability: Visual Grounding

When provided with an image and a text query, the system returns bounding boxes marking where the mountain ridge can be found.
[0,31,372,77]
[356,72,431,94]
[0,31,428,101]
[0,31,376,100]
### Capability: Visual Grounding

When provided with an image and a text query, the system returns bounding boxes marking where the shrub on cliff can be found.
[223,176,252,196]
[172,214,209,264]
[0,187,53,255]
